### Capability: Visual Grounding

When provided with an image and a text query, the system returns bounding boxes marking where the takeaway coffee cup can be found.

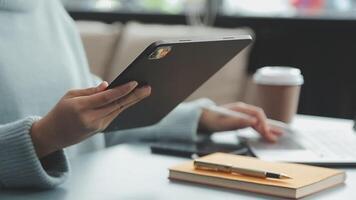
[251,67,304,123]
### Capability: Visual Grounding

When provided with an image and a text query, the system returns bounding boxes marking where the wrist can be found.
[195,98,217,134]
[198,108,213,134]
[30,118,57,158]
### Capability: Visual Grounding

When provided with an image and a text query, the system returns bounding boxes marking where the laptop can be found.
[245,116,356,167]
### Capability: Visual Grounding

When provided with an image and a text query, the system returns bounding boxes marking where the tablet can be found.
[105,36,252,132]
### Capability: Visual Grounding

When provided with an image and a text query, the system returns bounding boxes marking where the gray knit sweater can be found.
[0,0,213,189]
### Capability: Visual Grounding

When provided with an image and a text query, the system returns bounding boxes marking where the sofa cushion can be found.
[76,20,122,78]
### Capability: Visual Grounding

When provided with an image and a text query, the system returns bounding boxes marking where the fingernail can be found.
[273,129,284,136]
[268,134,278,142]
[130,81,138,87]
[98,81,108,89]
[142,86,151,95]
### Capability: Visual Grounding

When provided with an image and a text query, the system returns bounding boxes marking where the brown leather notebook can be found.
[169,153,345,199]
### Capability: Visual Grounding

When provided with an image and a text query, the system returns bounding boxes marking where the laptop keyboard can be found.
[297,129,356,160]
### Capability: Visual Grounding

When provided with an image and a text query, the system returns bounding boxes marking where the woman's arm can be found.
[1,80,150,189]
[0,117,68,189]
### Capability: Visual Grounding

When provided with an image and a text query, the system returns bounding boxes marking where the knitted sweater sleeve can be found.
[0,117,69,189]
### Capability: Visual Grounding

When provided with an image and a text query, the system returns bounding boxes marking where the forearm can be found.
[30,117,58,159]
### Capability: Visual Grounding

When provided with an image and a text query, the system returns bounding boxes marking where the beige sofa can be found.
[77,21,253,104]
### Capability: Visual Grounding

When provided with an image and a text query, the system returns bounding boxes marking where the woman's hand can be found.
[198,102,283,142]
[30,81,151,158]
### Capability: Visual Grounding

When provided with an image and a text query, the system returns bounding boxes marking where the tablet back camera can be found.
[148,46,171,60]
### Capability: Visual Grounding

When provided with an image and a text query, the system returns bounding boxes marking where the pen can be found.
[204,105,294,134]
[194,160,291,179]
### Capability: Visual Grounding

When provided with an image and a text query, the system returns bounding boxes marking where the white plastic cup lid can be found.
[253,66,304,86]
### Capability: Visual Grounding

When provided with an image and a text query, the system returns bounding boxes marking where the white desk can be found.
[1,115,356,200]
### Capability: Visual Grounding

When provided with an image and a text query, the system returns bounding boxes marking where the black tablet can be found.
[105,36,252,132]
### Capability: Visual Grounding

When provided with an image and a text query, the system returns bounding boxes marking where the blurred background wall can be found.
[63,0,356,119]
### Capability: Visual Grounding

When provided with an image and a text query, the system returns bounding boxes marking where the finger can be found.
[67,81,108,97]
[94,86,151,119]
[226,103,269,131]
[218,114,257,131]
[100,87,151,127]
[270,126,284,136]
[84,81,138,108]
[104,94,146,123]
[255,125,277,143]
[225,103,276,142]
[264,133,278,142]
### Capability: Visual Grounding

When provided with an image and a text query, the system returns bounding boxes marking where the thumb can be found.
[68,81,108,97]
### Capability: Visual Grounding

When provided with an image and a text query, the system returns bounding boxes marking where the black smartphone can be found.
[150,139,253,158]
[105,36,252,132]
